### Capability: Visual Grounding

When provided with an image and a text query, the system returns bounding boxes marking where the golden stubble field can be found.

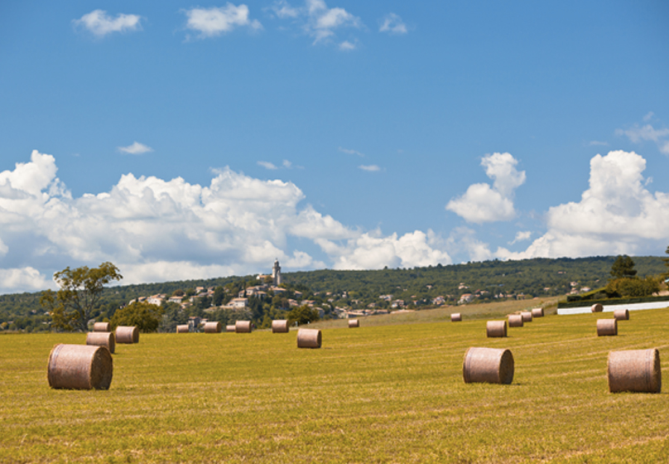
[2,303,669,463]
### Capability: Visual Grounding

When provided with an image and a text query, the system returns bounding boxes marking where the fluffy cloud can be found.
[446,152,526,223]
[118,142,153,155]
[270,0,361,45]
[0,151,454,294]
[73,10,142,37]
[379,13,407,34]
[0,268,52,294]
[183,4,262,38]
[497,150,669,259]
[316,230,451,270]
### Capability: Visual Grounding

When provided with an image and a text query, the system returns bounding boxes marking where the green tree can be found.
[212,286,225,306]
[40,262,122,331]
[606,277,660,298]
[287,305,320,326]
[664,246,669,277]
[610,255,637,279]
[110,301,163,333]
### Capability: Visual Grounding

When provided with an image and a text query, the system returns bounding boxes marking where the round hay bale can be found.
[508,314,524,328]
[176,324,189,333]
[521,311,533,323]
[486,320,507,338]
[297,328,321,349]
[86,332,115,354]
[613,309,629,321]
[451,313,462,322]
[235,320,252,333]
[225,325,236,332]
[591,303,604,313]
[348,319,359,328]
[531,308,544,318]
[272,320,289,333]
[47,344,113,390]
[204,321,221,333]
[463,347,514,385]
[608,348,661,393]
[93,322,110,332]
[115,326,139,344]
[597,319,617,336]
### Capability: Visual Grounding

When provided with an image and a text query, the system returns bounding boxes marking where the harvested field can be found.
[1,303,669,463]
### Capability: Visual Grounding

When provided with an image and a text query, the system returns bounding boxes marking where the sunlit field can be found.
[2,304,669,463]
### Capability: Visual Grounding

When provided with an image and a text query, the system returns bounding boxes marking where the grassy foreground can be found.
[2,307,669,463]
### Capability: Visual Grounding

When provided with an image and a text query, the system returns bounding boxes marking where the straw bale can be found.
[591,303,604,313]
[451,313,462,322]
[508,314,524,328]
[272,320,290,333]
[348,319,360,328]
[608,348,661,393]
[115,326,139,344]
[47,344,113,390]
[176,324,189,333]
[297,328,322,349]
[613,309,629,321]
[86,332,115,354]
[521,311,533,323]
[93,322,110,332]
[204,321,221,333]
[225,325,236,332]
[463,347,514,385]
[531,308,544,318]
[597,319,617,336]
[486,320,507,338]
[235,320,252,333]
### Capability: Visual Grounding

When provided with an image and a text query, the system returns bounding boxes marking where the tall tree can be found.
[610,255,637,279]
[40,262,122,331]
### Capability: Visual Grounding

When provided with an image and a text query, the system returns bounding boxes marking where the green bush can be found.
[110,301,163,333]
[606,277,660,298]
[287,305,320,326]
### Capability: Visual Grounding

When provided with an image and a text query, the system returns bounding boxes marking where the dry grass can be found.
[1,300,669,463]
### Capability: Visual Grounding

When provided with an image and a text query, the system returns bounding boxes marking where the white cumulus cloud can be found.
[183,4,262,38]
[446,152,526,223]
[496,150,669,259]
[118,142,153,155]
[73,10,142,37]
[316,230,451,270]
[379,13,407,34]
[0,150,454,294]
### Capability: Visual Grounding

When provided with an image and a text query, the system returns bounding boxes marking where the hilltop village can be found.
[126,259,597,323]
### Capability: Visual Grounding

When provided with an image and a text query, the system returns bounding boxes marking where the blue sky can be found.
[1,0,668,293]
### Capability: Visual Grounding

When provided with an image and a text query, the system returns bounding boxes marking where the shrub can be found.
[110,302,163,333]
[606,277,660,298]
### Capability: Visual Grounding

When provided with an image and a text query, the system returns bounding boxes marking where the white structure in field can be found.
[272,259,282,286]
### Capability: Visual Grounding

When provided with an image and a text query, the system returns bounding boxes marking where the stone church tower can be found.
[272,259,282,286]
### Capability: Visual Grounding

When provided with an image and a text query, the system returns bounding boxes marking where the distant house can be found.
[288,299,299,307]
[432,296,445,305]
[147,294,166,306]
[229,298,248,309]
[168,296,183,304]
[458,293,474,304]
